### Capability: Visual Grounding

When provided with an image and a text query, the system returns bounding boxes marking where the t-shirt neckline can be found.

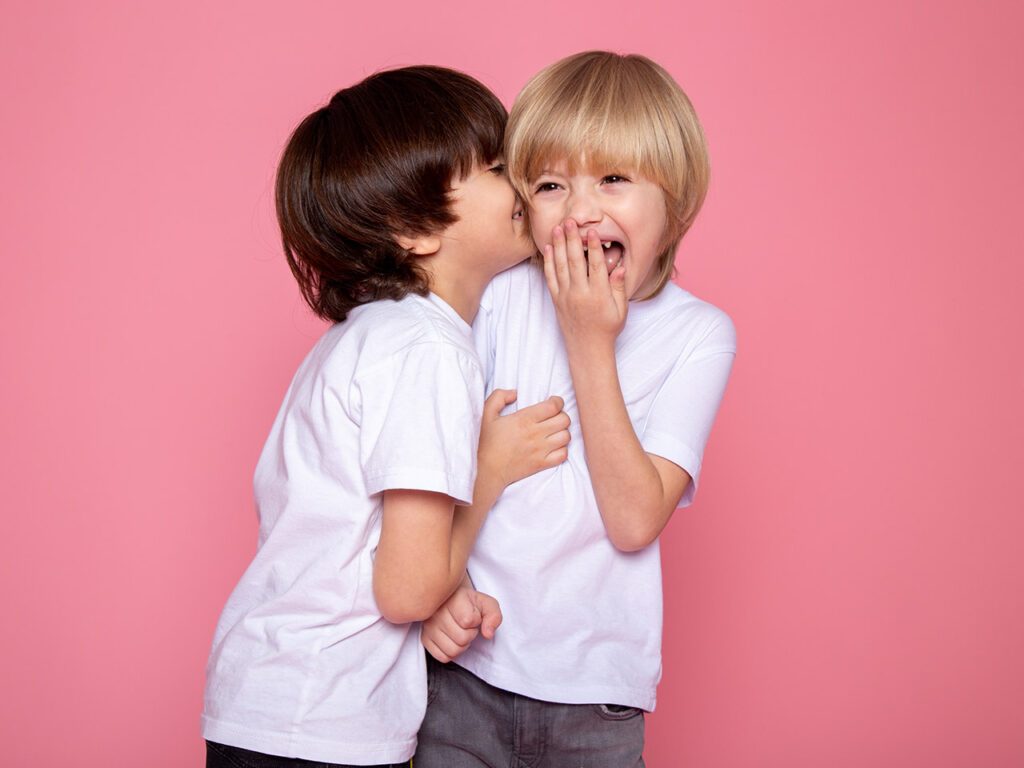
[426,292,473,335]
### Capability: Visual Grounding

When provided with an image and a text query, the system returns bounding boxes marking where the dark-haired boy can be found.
[201,66,569,768]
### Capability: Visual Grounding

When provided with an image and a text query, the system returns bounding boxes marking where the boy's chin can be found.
[505,244,537,267]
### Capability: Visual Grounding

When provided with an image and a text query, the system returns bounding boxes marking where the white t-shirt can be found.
[202,293,483,765]
[457,262,735,711]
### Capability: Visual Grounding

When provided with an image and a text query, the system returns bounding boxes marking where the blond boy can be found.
[416,52,737,766]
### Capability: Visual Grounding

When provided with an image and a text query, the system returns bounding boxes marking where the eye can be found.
[533,181,561,194]
[489,163,507,175]
[601,174,630,184]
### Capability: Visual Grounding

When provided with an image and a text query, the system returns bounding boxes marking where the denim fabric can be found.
[415,655,645,767]
[205,740,411,768]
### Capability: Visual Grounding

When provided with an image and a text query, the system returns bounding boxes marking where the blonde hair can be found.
[506,51,710,297]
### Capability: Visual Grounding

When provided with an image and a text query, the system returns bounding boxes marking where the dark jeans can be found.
[205,740,411,768]
[415,655,645,767]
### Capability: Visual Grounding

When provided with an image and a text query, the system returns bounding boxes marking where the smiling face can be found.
[505,53,712,302]
[528,159,669,299]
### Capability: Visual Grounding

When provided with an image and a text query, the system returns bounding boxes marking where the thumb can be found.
[483,388,517,419]
[475,592,503,639]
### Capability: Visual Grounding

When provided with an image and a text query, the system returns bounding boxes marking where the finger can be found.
[429,628,474,662]
[448,596,484,630]
[545,429,571,449]
[475,593,503,639]
[537,410,571,435]
[438,621,478,651]
[586,228,609,289]
[543,446,569,467]
[551,225,570,290]
[542,243,559,299]
[436,607,482,645]
[422,636,452,664]
[483,388,517,420]
[517,395,563,422]
[609,262,628,314]
[564,219,588,287]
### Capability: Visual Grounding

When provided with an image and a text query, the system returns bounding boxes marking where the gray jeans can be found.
[414,655,645,767]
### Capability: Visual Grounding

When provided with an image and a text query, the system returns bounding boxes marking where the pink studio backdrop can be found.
[2,1,1021,766]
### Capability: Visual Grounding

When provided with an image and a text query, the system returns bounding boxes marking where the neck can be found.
[424,260,492,326]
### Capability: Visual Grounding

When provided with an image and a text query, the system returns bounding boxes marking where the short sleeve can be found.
[354,342,484,505]
[641,314,736,508]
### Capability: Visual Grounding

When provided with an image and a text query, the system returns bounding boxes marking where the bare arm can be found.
[374,390,569,623]
[543,222,691,552]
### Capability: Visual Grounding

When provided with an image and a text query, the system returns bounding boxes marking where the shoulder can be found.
[649,283,737,355]
[324,295,481,378]
[480,261,545,314]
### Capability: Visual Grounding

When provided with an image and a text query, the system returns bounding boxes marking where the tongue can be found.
[604,243,624,273]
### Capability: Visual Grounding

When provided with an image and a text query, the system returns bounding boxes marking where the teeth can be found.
[602,242,611,249]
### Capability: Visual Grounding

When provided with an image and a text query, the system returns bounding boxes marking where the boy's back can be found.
[459,261,736,711]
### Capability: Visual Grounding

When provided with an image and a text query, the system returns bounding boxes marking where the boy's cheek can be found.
[527,210,548,248]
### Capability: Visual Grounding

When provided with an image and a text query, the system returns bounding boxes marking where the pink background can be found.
[3,1,1022,766]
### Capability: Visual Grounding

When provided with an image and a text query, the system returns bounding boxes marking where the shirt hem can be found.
[365,468,474,507]
[453,657,657,712]
[201,715,416,764]
[642,431,702,507]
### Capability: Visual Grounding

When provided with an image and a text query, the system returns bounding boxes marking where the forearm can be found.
[566,340,672,551]
[375,466,502,623]
[445,466,504,595]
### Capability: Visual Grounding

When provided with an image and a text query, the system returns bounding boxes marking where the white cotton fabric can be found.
[458,262,736,712]
[202,293,483,765]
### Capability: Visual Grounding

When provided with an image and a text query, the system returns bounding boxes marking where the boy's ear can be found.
[396,233,442,257]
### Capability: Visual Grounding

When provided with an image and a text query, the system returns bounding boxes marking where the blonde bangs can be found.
[508,53,705,205]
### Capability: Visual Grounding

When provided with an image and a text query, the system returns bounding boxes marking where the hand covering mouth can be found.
[582,240,624,273]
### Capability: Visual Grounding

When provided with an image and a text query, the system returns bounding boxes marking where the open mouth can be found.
[582,240,625,273]
[512,208,523,220]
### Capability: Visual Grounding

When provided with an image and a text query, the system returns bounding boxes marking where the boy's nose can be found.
[566,191,601,228]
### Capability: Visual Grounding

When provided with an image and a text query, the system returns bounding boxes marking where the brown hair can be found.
[506,51,710,299]
[276,66,506,322]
